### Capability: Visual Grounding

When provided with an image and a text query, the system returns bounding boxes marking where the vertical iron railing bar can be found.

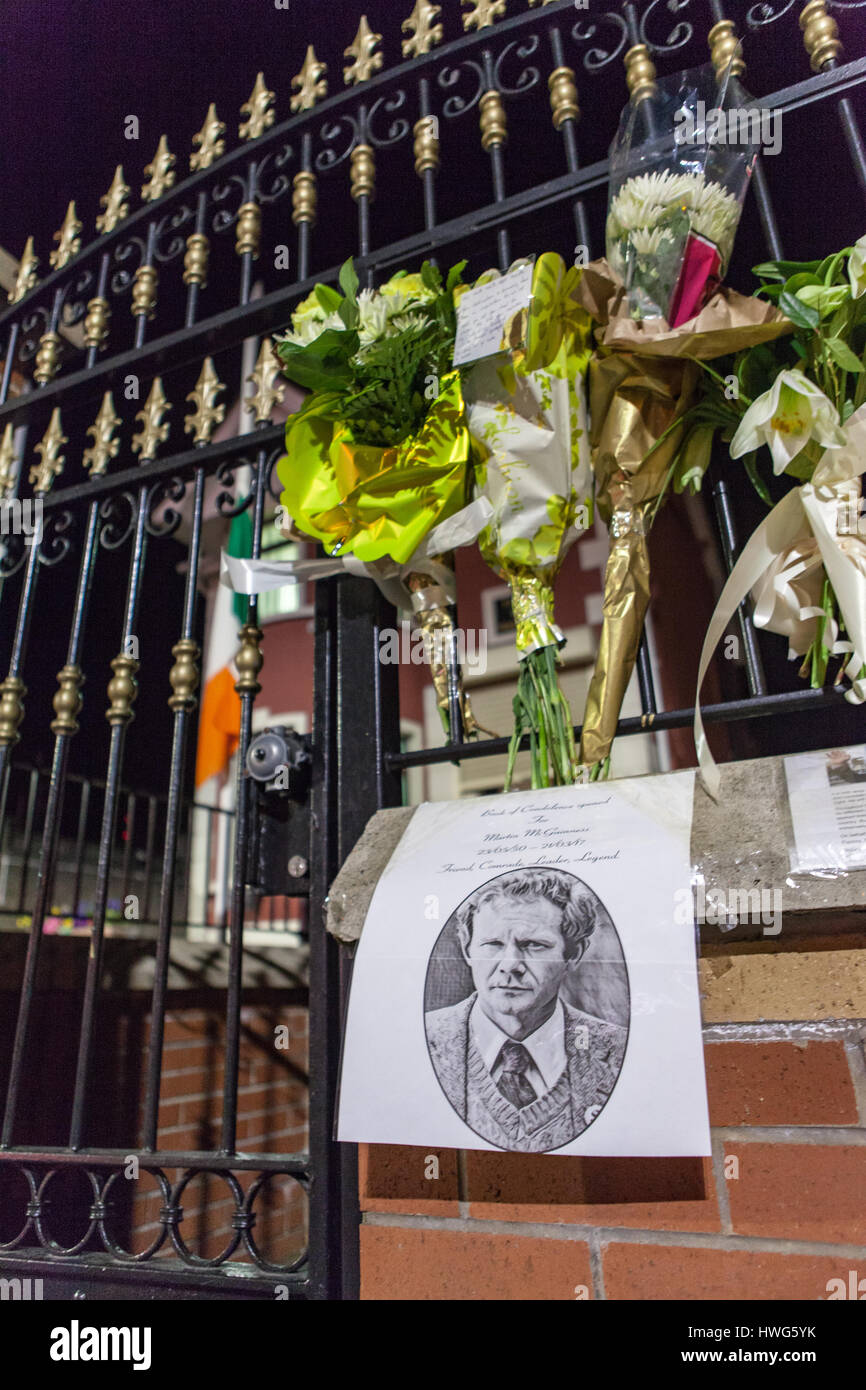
[307,576,340,1299]
[185,192,209,329]
[132,225,158,352]
[709,460,769,695]
[14,768,39,915]
[68,477,152,1149]
[239,160,260,308]
[141,459,207,1151]
[69,779,91,922]
[418,78,438,235]
[548,25,591,253]
[481,48,511,271]
[297,133,314,283]
[703,1,785,257]
[119,791,136,908]
[0,325,20,405]
[0,492,101,1146]
[141,793,157,922]
[220,435,267,1154]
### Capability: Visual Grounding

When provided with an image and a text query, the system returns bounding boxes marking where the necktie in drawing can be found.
[495,1040,538,1109]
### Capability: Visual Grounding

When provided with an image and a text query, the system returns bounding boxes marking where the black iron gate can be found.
[0,0,864,1299]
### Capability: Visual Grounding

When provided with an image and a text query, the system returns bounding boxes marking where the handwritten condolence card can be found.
[337,772,710,1156]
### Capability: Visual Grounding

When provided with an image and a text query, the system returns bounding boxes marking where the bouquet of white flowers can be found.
[607,61,761,325]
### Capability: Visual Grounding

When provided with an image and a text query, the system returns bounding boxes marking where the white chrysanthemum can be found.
[608,169,741,266]
[629,226,675,256]
[358,288,389,345]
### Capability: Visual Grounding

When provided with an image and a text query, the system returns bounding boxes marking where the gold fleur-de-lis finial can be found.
[184,357,226,445]
[462,0,507,32]
[131,378,171,460]
[96,166,131,235]
[527,0,556,7]
[30,409,68,494]
[83,392,121,476]
[344,16,383,86]
[291,46,328,112]
[402,1,443,58]
[190,104,226,172]
[0,425,18,495]
[240,72,276,141]
[9,237,39,305]
[49,202,82,271]
[245,339,286,424]
[141,136,176,203]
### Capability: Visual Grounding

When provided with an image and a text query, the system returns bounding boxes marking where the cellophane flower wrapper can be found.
[462,253,594,787]
[273,261,486,739]
[574,258,791,769]
[607,62,761,325]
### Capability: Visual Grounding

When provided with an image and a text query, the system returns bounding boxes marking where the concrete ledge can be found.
[325,752,866,949]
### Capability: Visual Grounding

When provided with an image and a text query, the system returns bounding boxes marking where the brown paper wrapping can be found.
[576,260,791,768]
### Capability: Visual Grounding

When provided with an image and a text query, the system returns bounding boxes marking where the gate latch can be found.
[245,725,312,898]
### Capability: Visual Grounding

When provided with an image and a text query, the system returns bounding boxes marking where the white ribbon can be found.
[695,404,866,799]
[217,506,503,615]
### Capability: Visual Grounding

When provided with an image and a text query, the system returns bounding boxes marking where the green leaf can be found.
[784,273,822,295]
[752,259,820,281]
[825,336,864,372]
[743,450,773,508]
[275,327,360,392]
[446,260,468,294]
[755,283,784,301]
[420,260,440,294]
[779,290,820,331]
[313,284,342,313]
[338,258,359,303]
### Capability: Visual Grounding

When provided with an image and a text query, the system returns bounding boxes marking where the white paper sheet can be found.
[784,744,866,873]
[337,772,710,1155]
[452,264,533,366]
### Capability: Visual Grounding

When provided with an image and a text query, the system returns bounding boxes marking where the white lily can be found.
[848,233,866,298]
[730,369,848,476]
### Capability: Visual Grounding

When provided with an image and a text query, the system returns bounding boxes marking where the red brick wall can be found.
[358,1030,866,1300]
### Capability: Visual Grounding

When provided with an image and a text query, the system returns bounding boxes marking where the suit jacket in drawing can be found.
[425,993,627,1152]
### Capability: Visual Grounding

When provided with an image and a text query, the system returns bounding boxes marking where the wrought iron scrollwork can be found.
[571,12,629,70]
[745,0,798,25]
[367,90,411,148]
[0,1161,308,1272]
[0,532,28,578]
[255,141,295,204]
[98,490,137,551]
[153,203,197,264]
[211,173,251,234]
[18,304,51,362]
[437,58,487,118]
[639,0,695,52]
[145,474,187,538]
[37,508,75,568]
[215,458,257,518]
[493,35,542,96]
[314,112,362,172]
[58,266,97,329]
[267,445,285,502]
[242,1171,309,1274]
[110,234,148,297]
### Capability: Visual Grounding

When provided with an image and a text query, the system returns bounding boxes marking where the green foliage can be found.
[274,257,467,447]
